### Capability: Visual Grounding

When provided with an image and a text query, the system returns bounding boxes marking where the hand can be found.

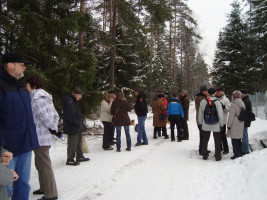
[49,129,63,139]
[1,151,13,166]
[198,125,202,131]
[10,169,19,181]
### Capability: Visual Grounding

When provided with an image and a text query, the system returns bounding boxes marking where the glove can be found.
[49,129,63,139]
[198,125,202,131]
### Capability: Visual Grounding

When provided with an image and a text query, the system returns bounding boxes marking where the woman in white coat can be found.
[26,76,59,200]
[100,93,114,150]
[227,90,246,160]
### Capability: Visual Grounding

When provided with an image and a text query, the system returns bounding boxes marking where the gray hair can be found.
[232,90,241,98]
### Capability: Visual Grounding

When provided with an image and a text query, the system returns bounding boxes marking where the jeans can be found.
[7,151,32,200]
[116,126,131,150]
[137,116,148,144]
[241,127,249,153]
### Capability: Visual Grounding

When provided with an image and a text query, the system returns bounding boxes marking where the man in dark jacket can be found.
[179,89,190,140]
[195,85,208,155]
[0,52,39,199]
[63,87,89,166]
[134,89,148,146]
[240,89,252,155]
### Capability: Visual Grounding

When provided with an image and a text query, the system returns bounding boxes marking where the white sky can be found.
[186,0,235,68]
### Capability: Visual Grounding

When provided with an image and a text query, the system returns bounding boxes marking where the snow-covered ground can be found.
[29,102,267,200]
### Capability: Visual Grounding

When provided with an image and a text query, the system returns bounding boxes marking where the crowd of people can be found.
[0,52,262,200]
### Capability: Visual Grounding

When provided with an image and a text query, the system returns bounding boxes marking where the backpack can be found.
[204,98,219,125]
[236,108,247,121]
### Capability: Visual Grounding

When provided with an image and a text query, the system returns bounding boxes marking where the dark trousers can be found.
[67,133,83,160]
[231,139,242,157]
[198,128,204,154]
[181,120,189,139]
[102,121,113,148]
[154,127,167,137]
[34,146,58,198]
[110,126,115,142]
[202,131,221,160]
[221,125,229,152]
[170,119,182,140]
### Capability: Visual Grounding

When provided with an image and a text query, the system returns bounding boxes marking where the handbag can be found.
[81,136,89,153]
[159,113,165,120]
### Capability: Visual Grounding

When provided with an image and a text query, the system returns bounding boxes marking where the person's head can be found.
[179,89,187,97]
[134,88,141,97]
[72,86,83,101]
[200,85,208,96]
[25,76,43,93]
[172,93,178,98]
[240,89,248,98]
[208,88,216,96]
[157,90,164,95]
[117,90,125,99]
[232,90,241,99]
[216,87,224,97]
[157,94,164,99]
[2,52,29,80]
[105,93,114,101]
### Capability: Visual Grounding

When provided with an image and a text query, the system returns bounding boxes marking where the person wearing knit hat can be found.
[216,87,231,154]
[239,89,253,155]
[227,90,246,159]
[197,87,224,161]
[195,85,209,155]
[63,86,90,166]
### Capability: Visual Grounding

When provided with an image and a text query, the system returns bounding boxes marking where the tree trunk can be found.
[150,17,154,56]
[78,0,84,51]
[110,0,117,90]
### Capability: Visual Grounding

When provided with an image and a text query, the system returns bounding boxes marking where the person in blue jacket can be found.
[0,52,39,200]
[167,93,184,142]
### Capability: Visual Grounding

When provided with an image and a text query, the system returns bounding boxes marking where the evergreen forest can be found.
[0,0,266,117]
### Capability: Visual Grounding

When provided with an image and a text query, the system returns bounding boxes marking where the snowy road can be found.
[28,104,267,200]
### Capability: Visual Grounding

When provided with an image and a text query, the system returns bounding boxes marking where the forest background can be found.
[0,0,266,118]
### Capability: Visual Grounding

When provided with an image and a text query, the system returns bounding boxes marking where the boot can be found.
[153,128,158,139]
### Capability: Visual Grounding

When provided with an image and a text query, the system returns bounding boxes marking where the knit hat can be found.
[216,87,224,92]
[2,52,30,64]
[240,89,248,95]
[200,85,208,92]
[208,88,216,95]
[158,94,164,98]
[172,93,178,98]
[72,87,83,94]
[108,90,115,94]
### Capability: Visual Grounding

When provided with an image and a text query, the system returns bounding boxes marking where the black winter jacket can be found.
[63,94,84,135]
[243,95,252,127]
[134,92,148,117]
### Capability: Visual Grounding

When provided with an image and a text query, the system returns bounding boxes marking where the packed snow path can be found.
[29,103,267,200]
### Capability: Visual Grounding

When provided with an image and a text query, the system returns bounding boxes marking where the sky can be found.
[186,0,235,68]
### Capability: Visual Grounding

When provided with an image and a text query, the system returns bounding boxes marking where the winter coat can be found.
[227,98,245,139]
[134,92,148,117]
[195,92,207,125]
[152,98,167,127]
[242,95,252,127]
[110,98,132,126]
[264,92,267,114]
[217,94,231,125]
[31,89,59,146]
[167,98,184,118]
[0,68,39,156]
[63,94,84,135]
[0,147,14,200]
[180,95,189,121]
[100,99,113,122]
[198,96,224,132]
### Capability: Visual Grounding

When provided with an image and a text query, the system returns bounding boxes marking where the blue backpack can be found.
[204,99,218,125]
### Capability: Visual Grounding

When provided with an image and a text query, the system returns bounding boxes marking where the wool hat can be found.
[200,85,208,92]
[172,93,178,97]
[108,90,115,94]
[208,88,216,95]
[2,52,30,64]
[216,87,224,92]
[158,94,164,98]
[72,87,83,94]
[240,89,248,95]
[157,89,164,93]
